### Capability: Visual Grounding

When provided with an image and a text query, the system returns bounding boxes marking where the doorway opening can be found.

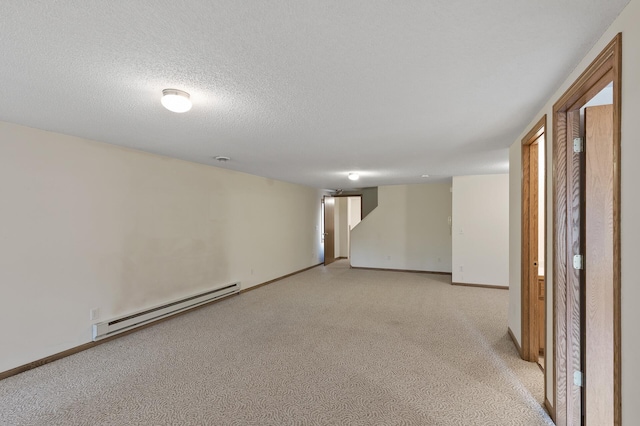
[322,196,336,266]
[521,115,547,375]
[323,196,362,266]
[552,33,621,426]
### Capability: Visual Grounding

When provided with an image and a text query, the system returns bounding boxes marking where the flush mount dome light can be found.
[348,172,360,181]
[161,89,192,113]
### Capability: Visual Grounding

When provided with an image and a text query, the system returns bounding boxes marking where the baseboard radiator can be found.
[92,282,240,341]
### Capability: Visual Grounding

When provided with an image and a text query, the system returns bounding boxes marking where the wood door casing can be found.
[567,109,582,426]
[552,33,621,426]
[521,116,546,364]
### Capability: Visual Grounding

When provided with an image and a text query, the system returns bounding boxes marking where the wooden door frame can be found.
[521,115,546,364]
[552,33,621,426]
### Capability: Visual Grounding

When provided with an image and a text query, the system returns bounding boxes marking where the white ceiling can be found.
[0,0,629,189]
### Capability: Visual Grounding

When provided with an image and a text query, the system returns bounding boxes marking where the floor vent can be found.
[92,282,240,341]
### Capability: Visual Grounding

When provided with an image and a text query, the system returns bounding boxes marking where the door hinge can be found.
[574,370,583,387]
[573,254,584,270]
[573,137,584,153]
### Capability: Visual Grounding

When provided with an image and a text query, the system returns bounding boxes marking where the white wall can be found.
[452,175,509,287]
[350,183,452,272]
[0,121,324,373]
[508,0,640,419]
[348,197,362,229]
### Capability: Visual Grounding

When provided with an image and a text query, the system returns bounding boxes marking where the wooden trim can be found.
[0,293,239,381]
[522,116,547,146]
[451,282,508,290]
[566,108,581,426]
[240,263,322,294]
[553,102,568,426]
[335,256,348,260]
[0,342,99,381]
[613,33,622,426]
[543,126,549,419]
[553,39,617,112]
[522,138,532,360]
[552,33,622,426]
[508,327,522,357]
[350,266,452,275]
[568,69,614,113]
[521,115,546,363]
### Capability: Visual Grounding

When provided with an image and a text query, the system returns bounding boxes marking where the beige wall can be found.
[347,196,362,258]
[508,0,640,419]
[0,121,324,373]
[452,175,509,287]
[350,183,452,272]
[348,197,362,229]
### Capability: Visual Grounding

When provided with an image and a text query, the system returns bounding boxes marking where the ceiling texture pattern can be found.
[0,0,629,189]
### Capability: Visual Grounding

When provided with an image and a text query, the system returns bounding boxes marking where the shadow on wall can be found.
[334,187,378,219]
[349,183,452,273]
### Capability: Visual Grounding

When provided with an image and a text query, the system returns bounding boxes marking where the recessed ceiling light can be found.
[161,89,192,113]
[348,173,360,181]
[421,174,430,178]
[214,156,230,162]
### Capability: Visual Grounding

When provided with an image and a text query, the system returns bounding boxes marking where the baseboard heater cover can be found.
[92,282,240,341]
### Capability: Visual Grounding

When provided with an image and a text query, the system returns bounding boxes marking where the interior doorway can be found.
[323,195,362,266]
[323,196,336,266]
[338,196,362,261]
[521,116,547,370]
[552,33,621,426]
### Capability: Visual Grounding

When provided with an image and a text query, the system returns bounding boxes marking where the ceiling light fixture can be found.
[348,173,360,181]
[161,89,192,113]
[421,174,430,178]
[214,156,230,162]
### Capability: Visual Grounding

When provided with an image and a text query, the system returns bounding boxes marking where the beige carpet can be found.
[0,260,553,425]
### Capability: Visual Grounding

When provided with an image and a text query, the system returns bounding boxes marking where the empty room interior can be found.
[1,1,639,425]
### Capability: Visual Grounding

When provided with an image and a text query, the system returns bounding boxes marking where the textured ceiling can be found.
[0,0,629,189]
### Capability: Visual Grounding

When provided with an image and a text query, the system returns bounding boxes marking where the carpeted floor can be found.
[0,260,553,425]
